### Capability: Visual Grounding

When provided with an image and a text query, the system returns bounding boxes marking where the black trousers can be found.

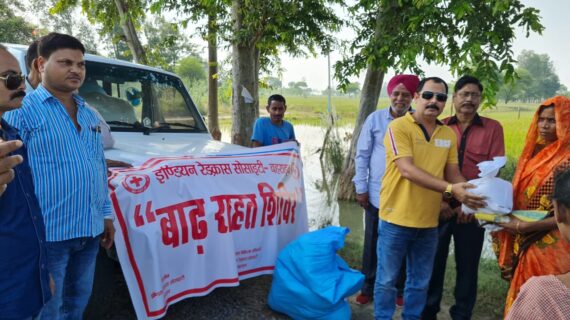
[422,217,485,320]
[361,203,405,297]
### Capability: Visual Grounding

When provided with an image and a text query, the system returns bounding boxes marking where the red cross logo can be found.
[122,174,150,194]
[130,176,143,187]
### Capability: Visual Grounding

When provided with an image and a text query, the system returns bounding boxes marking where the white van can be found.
[6,44,244,163]
[5,44,246,318]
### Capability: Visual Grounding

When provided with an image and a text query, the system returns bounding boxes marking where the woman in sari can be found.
[493,95,570,317]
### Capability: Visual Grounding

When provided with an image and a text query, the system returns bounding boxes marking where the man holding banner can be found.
[251,94,296,147]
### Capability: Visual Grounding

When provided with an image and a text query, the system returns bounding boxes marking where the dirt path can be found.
[101,274,456,319]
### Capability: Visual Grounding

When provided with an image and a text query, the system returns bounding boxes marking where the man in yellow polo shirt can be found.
[373,77,485,320]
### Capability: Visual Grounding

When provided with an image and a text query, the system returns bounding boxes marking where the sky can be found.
[274,0,570,91]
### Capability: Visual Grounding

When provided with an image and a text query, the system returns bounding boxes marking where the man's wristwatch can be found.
[443,183,453,199]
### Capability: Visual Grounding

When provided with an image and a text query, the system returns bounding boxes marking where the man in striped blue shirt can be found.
[5,32,115,320]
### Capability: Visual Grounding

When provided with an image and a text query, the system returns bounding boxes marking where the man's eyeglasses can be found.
[457,92,481,99]
[0,73,25,90]
[421,91,448,102]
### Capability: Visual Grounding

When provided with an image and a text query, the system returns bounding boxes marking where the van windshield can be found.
[79,60,207,133]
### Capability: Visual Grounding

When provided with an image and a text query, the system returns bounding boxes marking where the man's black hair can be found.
[553,168,570,208]
[267,94,286,106]
[417,77,448,94]
[455,75,483,93]
[38,32,85,59]
[25,39,40,70]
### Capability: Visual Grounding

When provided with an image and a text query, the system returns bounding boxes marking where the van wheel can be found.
[83,248,119,320]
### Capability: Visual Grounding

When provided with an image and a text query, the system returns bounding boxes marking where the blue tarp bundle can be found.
[268,226,364,320]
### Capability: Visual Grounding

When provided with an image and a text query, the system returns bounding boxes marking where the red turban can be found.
[387,74,420,96]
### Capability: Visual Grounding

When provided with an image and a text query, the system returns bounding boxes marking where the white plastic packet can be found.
[461,156,513,216]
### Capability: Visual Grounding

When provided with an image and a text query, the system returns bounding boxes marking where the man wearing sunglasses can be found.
[353,74,420,306]
[4,33,115,320]
[0,44,52,319]
[0,66,25,194]
[423,76,504,320]
[374,77,486,320]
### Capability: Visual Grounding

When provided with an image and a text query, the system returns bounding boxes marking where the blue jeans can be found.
[40,236,100,320]
[374,220,438,320]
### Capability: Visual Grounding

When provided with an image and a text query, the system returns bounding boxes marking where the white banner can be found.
[108,142,308,319]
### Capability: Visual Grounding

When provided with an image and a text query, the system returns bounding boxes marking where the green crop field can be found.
[256,94,536,158]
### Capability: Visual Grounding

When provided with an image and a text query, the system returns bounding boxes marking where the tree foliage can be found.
[231,0,342,67]
[149,0,229,141]
[516,50,561,100]
[498,67,532,103]
[344,82,361,97]
[150,0,228,38]
[28,0,98,53]
[262,76,282,90]
[144,16,195,71]
[287,81,311,97]
[53,0,149,63]
[176,55,207,83]
[336,0,544,107]
[53,0,145,40]
[0,1,36,44]
[497,50,563,102]
[336,0,544,200]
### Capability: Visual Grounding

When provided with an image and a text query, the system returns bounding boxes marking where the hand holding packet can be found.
[461,157,513,228]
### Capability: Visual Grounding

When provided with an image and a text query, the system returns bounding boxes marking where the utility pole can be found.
[327,51,332,116]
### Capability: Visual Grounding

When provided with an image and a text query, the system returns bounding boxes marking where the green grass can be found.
[337,240,509,320]
[443,256,509,319]
[338,237,364,270]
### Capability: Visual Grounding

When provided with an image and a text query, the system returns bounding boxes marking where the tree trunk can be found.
[231,0,257,146]
[253,46,260,119]
[337,67,385,200]
[114,0,148,65]
[337,7,386,201]
[207,13,221,141]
